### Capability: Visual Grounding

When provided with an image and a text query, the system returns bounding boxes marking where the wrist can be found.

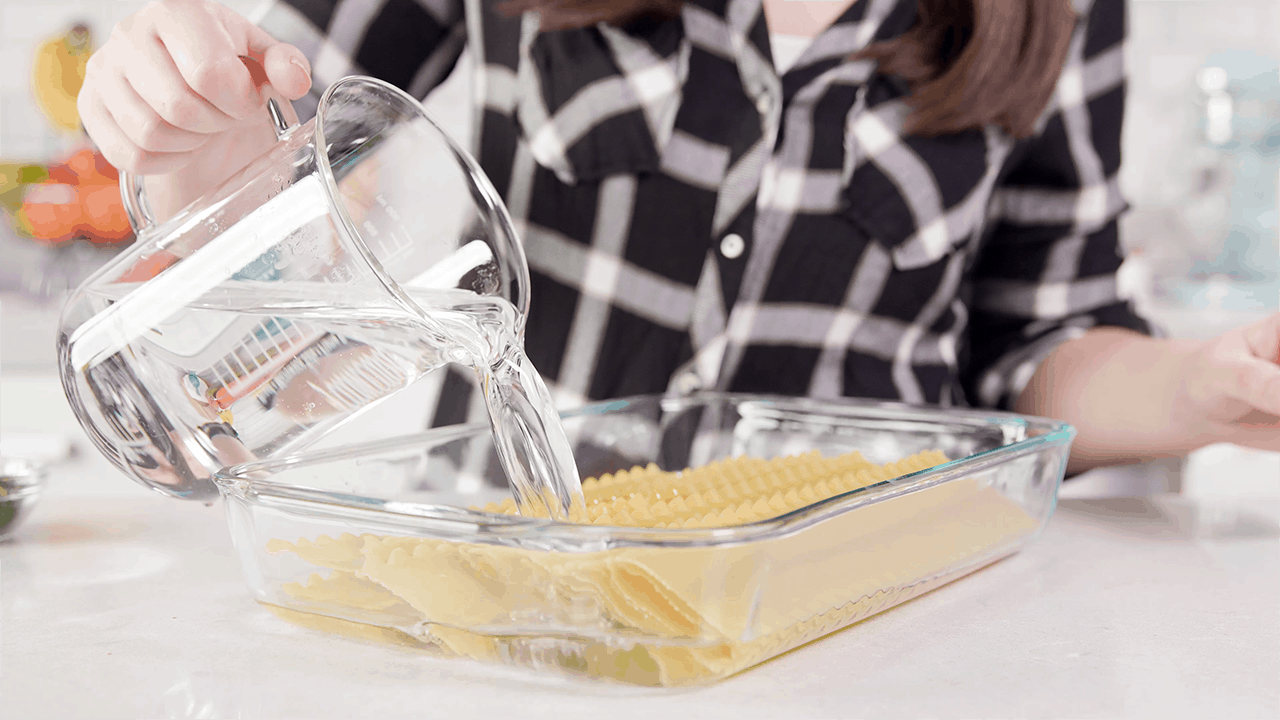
[1035,330,1218,471]
[1166,337,1226,450]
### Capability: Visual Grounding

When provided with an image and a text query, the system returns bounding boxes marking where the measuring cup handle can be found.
[118,166,155,239]
[118,90,298,239]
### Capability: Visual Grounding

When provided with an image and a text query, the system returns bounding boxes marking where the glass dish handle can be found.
[118,59,298,240]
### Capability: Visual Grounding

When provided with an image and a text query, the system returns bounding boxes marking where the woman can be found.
[77,0,1280,473]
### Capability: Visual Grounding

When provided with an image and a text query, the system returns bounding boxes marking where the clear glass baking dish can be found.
[215,392,1074,686]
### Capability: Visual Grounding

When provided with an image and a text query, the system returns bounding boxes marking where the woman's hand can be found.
[78,0,312,216]
[1017,313,1280,473]
[1172,312,1280,450]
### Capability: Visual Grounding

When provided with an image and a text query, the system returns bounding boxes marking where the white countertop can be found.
[2,374,1279,719]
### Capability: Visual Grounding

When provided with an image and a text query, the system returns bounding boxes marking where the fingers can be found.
[152,3,261,119]
[261,43,313,101]
[99,62,210,154]
[209,0,314,101]
[1222,311,1280,418]
[78,0,313,177]
[78,82,191,175]
[1242,311,1280,365]
[120,21,241,134]
[1209,423,1280,453]
[1234,408,1280,429]
[1214,355,1280,417]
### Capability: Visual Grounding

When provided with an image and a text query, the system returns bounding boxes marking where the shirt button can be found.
[720,233,745,259]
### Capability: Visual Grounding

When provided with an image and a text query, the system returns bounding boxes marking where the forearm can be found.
[1014,328,1208,474]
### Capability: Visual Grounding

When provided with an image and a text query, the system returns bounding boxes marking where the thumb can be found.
[220,3,309,102]
[1242,311,1280,365]
[208,2,312,102]
[249,28,312,101]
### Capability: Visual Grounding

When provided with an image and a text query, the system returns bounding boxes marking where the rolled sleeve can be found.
[964,0,1151,410]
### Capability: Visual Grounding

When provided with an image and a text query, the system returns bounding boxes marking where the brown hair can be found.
[498,0,1077,139]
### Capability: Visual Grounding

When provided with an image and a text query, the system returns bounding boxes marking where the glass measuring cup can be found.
[57,76,534,502]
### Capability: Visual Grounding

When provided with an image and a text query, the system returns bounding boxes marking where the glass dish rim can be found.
[1,456,48,492]
[214,391,1075,549]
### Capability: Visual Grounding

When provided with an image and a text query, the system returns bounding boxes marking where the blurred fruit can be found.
[0,163,50,215]
[16,148,132,246]
[33,23,94,133]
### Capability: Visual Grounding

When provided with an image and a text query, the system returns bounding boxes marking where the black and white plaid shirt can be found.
[254,0,1149,426]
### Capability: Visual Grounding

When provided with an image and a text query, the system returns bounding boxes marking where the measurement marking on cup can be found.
[67,176,331,370]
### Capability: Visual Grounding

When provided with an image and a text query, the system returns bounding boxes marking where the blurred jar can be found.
[1163,55,1280,313]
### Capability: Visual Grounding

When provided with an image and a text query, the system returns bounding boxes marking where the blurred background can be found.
[1120,0,1280,339]
[0,0,1276,497]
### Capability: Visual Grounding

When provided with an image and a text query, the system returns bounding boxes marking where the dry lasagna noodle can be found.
[266,449,1039,685]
